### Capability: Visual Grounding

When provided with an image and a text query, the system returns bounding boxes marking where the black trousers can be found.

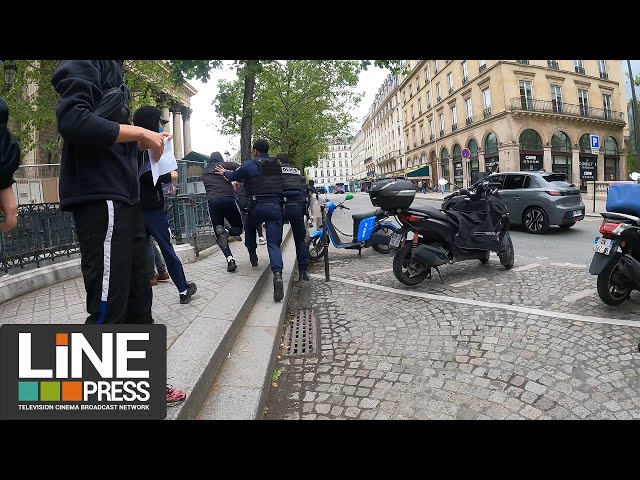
[72,200,153,324]
[208,196,244,258]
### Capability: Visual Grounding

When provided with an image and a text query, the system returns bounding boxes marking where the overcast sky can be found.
[183,60,640,158]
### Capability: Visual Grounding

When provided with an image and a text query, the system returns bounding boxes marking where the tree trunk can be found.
[240,60,258,162]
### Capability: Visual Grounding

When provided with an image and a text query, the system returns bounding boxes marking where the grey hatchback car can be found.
[442,172,585,234]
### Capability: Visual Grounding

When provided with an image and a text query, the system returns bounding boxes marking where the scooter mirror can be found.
[630,172,640,181]
[345,194,354,200]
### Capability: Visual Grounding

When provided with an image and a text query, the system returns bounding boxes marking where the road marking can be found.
[368,268,394,275]
[310,274,640,328]
[536,256,549,260]
[510,263,540,273]
[563,288,597,303]
[450,277,487,288]
[550,262,586,269]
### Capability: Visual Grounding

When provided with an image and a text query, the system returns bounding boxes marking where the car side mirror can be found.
[345,194,353,200]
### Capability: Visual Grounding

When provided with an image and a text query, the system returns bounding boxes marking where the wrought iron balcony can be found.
[449,87,454,95]
[439,130,445,138]
[483,107,492,118]
[437,96,441,102]
[600,71,609,80]
[466,116,473,126]
[430,134,435,141]
[427,102,432,109]
[547,60,559,69]
[462,76,469,85]
[421,138,425,144]
[451,123,458,131]
[509,97,624,122]
[575,66,585,74]
[479,64,487,73]
[517,60,529,65]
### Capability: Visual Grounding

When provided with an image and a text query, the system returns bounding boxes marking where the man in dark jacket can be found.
[277,153,309,281]
[132,106,197,303]
[51,60,171,324]
[214,139,285,301]
[201,151,244,272]
[0,95,20,233]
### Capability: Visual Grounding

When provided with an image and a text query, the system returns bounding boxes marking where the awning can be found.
[405,165,430,178]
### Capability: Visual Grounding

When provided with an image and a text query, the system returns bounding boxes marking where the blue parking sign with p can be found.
[590,135,599,148]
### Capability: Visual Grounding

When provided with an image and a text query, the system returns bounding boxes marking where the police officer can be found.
[276,153,309,281]
[214,139,285,302]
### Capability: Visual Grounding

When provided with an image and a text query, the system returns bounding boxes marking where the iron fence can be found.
[510,97,625,123]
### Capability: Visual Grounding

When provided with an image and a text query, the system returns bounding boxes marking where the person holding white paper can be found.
[133,106,197,304]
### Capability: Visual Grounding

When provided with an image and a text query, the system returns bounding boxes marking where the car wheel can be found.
[559,222,576,229]
[523,207,549,234]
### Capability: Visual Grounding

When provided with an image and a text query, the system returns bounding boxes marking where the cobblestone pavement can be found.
[266,248,640,420]
[0,243,265,349]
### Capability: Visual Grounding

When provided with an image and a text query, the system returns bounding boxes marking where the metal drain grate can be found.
[284,309,318,356]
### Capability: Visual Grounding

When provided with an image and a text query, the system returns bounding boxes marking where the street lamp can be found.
[1,60,17,91]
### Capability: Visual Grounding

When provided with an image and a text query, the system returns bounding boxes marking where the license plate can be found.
[593,236,614,255]
[573,210,583,217]
[389,233,402,248]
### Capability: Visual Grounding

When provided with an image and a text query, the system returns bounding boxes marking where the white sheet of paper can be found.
[150,138,178,186]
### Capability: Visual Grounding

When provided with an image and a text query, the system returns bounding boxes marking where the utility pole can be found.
[627,60,640,173]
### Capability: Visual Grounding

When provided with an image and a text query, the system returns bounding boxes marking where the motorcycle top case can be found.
[606,183,640,217]
[369,179,416,211]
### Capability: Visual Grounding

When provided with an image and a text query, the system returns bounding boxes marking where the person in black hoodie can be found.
[51,60,171,325]
[201,151,244,272]
[132,105,196,304]
[0,95,20,233]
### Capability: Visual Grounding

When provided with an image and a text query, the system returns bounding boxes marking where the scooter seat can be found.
[408,206,450,223]
[352,209,383,221]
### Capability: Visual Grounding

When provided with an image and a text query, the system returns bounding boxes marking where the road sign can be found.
[590,134,600,155]
[461,148,471,159]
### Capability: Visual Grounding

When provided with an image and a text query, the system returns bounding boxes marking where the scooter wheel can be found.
[393,243,429,286]
[372,226,395,254]
[306,236,326,261]
[597,260,631,306]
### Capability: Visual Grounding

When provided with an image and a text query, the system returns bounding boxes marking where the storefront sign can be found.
[454,161,463,183]
[485,157,499,173]
[519,154,543,171]
[579,158,597,180]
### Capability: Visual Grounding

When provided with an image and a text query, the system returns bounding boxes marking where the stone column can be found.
[182,107,192,155]
[597,152,605,181]
[543,146,552,172]
[571,149,580,185]
[172,108,183,160]
[161,107,171,133]
[478,152,486,174]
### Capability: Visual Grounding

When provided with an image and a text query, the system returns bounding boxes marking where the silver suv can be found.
[442,172,585,234]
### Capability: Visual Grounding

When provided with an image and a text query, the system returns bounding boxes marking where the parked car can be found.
[442,171,585,234]
[335,188,344,194]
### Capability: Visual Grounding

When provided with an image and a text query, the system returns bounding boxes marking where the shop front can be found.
[519,129,544,172]
[484,132,499,174]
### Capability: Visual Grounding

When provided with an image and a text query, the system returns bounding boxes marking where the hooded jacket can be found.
[202,151,240,198]
[0,96,20,190]
[51,60,138,210]
[132,106,171,210]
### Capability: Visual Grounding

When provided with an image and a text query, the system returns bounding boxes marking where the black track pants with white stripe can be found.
[72,200,153,324]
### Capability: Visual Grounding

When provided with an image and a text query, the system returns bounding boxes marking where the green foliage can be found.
[271,368,281,382]
[168,60,222,84]
[4,60,198,161]
[214,60,365,170]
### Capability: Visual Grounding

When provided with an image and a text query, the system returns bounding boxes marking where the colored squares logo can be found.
[55,333,68,346]
[40,381,60,401]
[62,382,82,401]
[18,381,38,401]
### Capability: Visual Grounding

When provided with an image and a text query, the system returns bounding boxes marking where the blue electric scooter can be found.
[305,193,398,260]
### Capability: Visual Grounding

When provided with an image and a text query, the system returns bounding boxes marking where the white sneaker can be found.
[258,236,267,245]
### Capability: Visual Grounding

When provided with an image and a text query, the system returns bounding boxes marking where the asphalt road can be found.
[312,192,602,266]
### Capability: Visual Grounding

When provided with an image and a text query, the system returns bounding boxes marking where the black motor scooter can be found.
[589,172,640,306]
[386,181,514,286]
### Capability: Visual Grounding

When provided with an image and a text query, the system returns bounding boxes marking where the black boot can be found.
[299,270,310,281]
[249,251,259,267]
[227,258,237,272]
[273,271,284,302]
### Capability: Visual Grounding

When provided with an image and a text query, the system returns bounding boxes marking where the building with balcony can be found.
[305,140,355,192]
[400,60,628,191]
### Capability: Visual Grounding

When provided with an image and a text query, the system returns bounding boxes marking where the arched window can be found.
[485,132,498,155]
[551,131,571,153]
[484,132,499,173]
[551,131,572,182]
[604,136,619,181]
[519,129,543,151]
[467,139,480,184]
[579,133,592,154]
[453,144,462,160]
[441,147,450,181]
[452,144,463,185]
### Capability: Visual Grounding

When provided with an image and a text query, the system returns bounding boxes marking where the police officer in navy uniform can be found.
[214,139,286,301]
[276,153,309,281]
